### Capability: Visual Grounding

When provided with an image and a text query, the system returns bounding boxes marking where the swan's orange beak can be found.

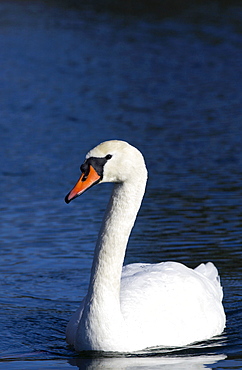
[65,165,101,204]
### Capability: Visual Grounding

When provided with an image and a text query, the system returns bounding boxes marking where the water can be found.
[0,0,242,368]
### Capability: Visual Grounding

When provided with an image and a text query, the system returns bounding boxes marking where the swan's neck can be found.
[89,181,145,298]
[79,177,146,351]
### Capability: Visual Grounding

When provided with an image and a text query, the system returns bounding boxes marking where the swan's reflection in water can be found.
[69,354,226,369]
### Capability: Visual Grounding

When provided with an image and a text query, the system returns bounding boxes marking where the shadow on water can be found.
[0,338,228,369]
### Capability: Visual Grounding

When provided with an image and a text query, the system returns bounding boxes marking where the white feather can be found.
[66,140,225,352]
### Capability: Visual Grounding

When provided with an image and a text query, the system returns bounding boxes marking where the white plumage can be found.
[65,140,225,352]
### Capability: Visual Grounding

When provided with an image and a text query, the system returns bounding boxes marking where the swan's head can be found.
[65,140,147,203]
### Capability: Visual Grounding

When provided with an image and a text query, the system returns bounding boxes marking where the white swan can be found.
[65,140,226,353]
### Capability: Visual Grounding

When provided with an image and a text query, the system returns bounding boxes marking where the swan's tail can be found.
[195,262,223,301]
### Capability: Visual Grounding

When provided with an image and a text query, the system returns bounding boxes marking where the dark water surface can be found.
[0,1,242,368]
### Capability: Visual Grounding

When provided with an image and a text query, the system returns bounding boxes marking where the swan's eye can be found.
[80,162,88,173]
[105,154,112,160]
[80,162,90,181]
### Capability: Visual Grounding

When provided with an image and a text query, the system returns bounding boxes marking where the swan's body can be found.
[65,140,225,352]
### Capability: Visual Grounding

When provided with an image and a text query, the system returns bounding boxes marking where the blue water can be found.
[0,1,242,368]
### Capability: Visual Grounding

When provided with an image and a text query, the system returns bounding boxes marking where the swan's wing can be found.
[121,261,223,302]
[122,263,151,278]
[194,262,223,300]
[120,261,225,347]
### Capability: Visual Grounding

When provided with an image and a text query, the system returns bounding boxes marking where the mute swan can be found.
[65,140,226,353]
